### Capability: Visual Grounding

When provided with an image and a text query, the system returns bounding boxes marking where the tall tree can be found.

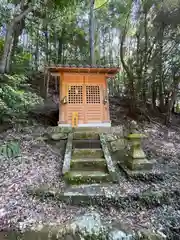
[89,0,109,64]
[0,0,81,74]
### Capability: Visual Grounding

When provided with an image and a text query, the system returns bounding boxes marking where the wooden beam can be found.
[50,72,60,76]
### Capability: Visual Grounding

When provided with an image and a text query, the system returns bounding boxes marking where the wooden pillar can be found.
[42,69,50,99]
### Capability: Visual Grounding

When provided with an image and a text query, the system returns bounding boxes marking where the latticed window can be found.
[86,86,100,104]
[68,86,83,104]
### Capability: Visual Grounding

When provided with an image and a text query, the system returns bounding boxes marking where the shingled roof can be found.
[46,64,120,74]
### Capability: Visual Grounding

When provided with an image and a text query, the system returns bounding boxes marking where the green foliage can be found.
[94,0,109,10]
[0,74,43,124]
[11,51,32,73]
[0,141,20,159]
[0,38,4,57]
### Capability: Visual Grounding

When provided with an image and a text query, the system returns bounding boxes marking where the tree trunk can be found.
[0,24,14,73]
[0,5,33,74]
[165,78,179,125]
[152,77,157,109]
[43,23,49,64]
[157,24,165,112]
[11,18,25,60]
[89,0,95,65]
[34,31,39,71]
[142,10,148,104]
[57,34,64,63]
[120,11,136,113]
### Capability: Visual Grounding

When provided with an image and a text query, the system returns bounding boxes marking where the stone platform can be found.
[62,129,118,184]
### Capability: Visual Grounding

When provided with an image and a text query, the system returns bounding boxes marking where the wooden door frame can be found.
[84,75,104,123]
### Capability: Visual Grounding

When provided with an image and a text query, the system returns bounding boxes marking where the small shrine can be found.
[47,65,120,127]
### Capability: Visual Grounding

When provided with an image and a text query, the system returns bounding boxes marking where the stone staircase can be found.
[63,129,116,184]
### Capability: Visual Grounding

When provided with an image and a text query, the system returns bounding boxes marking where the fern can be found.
[0,141,20,159]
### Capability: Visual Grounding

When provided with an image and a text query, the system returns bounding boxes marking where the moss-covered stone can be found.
[123,132,153,172]
[62,133,73,175]
[65,171,110,184]
[105,134,117,142]
[51,132,68,140]
[72,148,104,158]
[126,158,153,171]
[35,136,49,141]
[72,139,101,149]
[100,134,118,183]
[53,126,72,133]
[110,138,126,152]
[137,230,166,240]
[70,158,107,172]
[127,133,147,139]
[127,134,147,159]
[73,131,99,140]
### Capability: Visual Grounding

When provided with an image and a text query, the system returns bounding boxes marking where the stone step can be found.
[65,183,105,195]
[72,139,101,149]
[73,131,99,140]
[72,148,104,159]
[71,158,107,171]
[62,184,106,203]
[73,127,110,131]
[65,170,110,184]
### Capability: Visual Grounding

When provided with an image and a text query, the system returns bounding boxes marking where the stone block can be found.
[106,133,117,142]
[129,146,146,159]
[138,230,167,239]
[51,132,68,140]
[72,148,104,159]
[123,133,154,172]
[126,158,153,171]
[100,133,118,183]
[65,171,110,184]
[110,139,126,152]
[71,158,107,171]
[73,131,99,140]
[62,133,73,175]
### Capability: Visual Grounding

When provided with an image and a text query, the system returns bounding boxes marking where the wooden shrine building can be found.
[47,65,120,127]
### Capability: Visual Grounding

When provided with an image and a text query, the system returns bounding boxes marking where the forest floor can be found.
[0,98,180,238]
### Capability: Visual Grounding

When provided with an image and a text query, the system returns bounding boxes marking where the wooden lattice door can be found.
[66,84,85,124]
[84,80,104,123]
[68,85,83,105]
[62,74,105,125]
[86,86,101,104]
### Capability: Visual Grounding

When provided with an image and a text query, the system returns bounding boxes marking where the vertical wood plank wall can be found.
[58,72,110,125]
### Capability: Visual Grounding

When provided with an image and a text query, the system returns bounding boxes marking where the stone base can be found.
[58,122,111,127]
[119,161,165,182]
[27,184,177,212]
[126,158,153,171]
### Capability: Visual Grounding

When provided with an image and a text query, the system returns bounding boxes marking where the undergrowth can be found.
[0,73,43,124]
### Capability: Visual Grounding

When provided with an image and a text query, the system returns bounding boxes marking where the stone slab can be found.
[110,138,126,152]
[72,139,101,149]
[119,162,165,181]
[100,133,118,183]
[70,158,107,171]
[65,170,110,184]
[72,148,104,159]
[126,158,153,171]
[64,184,106,196]
[62,133,73,175]
[51,132,68,140]
[27,184,180,212]
[73,132,100,140]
